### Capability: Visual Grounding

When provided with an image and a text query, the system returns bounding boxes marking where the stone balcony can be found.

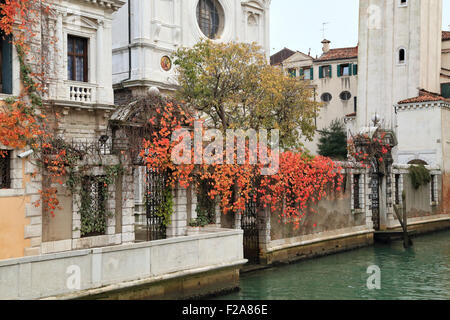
[65,81,97,104]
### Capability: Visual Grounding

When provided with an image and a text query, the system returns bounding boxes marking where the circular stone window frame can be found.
[192,0,231,42]
[321,92,333,103]
[340,91,352,101]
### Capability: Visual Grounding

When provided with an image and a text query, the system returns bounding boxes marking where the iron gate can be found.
[241,194,260,264]
[370,173,380,230]
[146,168,168,241]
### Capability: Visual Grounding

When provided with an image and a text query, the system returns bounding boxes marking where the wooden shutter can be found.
[319,66,323,79]
[1,35,13,94]
[299,68,304,78]
[310,67,314,80]
[353,64,358,75]
[337,64,342,77]
[328,65,332,78]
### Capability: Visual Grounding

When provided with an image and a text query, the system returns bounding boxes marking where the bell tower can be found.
[357,0,443,130]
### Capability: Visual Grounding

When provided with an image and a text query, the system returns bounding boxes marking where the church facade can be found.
[111,0,271,97]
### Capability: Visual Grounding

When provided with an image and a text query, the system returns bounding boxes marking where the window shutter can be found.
[299,68,304,78]
[319,66,323,79]
[329,65,332,78]
[1,35,13,94]
[349,63,353,76]
[310,67,314,80]
[353,64,358,75]
[337,64,341,77]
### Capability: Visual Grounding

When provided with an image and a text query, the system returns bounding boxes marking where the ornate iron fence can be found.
[145,168,168,241]
[241,191,260,264]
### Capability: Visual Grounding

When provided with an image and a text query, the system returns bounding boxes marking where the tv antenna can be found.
[321,22,329,39]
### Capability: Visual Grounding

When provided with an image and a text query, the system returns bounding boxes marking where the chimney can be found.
[321,39,331,53]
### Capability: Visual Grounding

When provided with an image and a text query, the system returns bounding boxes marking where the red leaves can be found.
[348,133,392,169]
[140,103,342,229]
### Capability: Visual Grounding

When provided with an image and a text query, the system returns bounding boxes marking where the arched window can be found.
[398,48,406,64]
[408,159,427,165]
[321,93,332,103]
[196,0,223,39]
[340,91,352,101]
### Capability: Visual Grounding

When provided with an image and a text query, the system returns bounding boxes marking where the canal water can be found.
[215,230,450,300]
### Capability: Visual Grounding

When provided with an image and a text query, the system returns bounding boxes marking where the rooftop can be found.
[315,46,358,62]
[397,89,450,104]
[270,48,296,66]
[443,31,450,41]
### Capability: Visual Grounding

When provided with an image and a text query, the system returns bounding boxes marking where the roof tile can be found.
[398,89,450,104]
[443,31,450,41]
[315,46,358,62]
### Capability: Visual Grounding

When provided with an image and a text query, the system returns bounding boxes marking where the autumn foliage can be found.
[138,98,342,229]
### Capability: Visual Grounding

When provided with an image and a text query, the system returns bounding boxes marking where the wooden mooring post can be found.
[393,192,413,248]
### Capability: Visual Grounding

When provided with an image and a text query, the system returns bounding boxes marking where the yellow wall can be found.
[0,196,30,260]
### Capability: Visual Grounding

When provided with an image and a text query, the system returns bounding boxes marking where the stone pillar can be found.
[166,185,187,238]
[121,167,135,244]
[24,160,43,257]
[96,20,104,103]
[188,185,198,221]
[258,206,271,260]
[214,202,221,226]
[364,168,374,230]
[234,210,242,230]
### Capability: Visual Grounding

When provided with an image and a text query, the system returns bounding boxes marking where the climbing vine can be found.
[408,164,431,190]
[347,131,393,169]
[155,186,174,227]
[132,96,343,230]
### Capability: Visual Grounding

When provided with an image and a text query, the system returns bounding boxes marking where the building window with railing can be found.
[68,35,88,82]
[0,151,11,189]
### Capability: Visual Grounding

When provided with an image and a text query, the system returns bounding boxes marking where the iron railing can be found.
[145,168,168,241]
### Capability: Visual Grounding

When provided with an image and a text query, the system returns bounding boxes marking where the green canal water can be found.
[215,230,450,300]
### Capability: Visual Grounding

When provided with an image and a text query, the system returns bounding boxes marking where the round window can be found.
[196,0,224,39]
[340,91,352,101]
[321,93,332,103]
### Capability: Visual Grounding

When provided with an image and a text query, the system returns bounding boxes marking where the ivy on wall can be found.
[408,164,431,190]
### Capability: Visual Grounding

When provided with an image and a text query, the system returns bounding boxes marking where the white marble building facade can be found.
[111,0,271,93]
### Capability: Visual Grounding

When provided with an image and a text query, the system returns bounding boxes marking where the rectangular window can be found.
[431,175,436,204]
[0,151,11,189]
[319,65,332,79]
[67,35,88,82]
[353,174,361,210]
[395,174,401,205]
[288,68,297,78]
[338,63,352,77]
[0,31,13,94]
[300,67,313,80]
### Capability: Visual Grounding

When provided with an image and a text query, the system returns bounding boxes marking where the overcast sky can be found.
[270,0,450,58]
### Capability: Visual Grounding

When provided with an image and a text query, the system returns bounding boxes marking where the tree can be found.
[317,119,347,160]
[173,40,319,149]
